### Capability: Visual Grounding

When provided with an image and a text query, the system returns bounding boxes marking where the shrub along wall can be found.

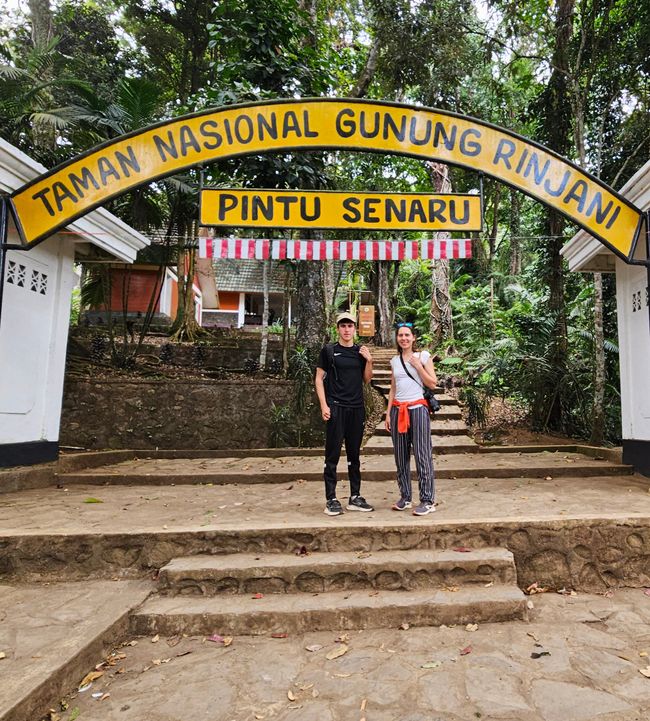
[60,379,299,450]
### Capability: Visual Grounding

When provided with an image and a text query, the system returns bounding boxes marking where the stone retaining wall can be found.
[2,519,649,593]
[60,379,298,450]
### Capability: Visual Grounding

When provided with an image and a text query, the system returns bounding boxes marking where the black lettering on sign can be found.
[251,195,273,221]
[257,113,278,141]
[433,122,457,151]
[408,199,427,224]
[218,194,238,221]
[153,131,178,161]
[563,180,589,213]
[383,113,407,142]
[459,128,481,157]
[523,153,551,185]
[336,109,356,139]
[303,110,318,138]
[52,181,78,212]
[544,169,570,198]
[363,198,381,223]
[32,188,55,216]
[97,157,121,185]
[282,112,302,139]
[234,115,254,144]
[409,118,431,146]
[301,196,321,221]
[450,199,470,224]
[493,138,516,169]
[199,120,222,150]
[276,196,298,219]
[179,126,201,155]
[115,146,140,177]
[428,199,445,223]
[360,111,380,139]
[68,167,100,197]
[385,199,406,223]
[586,193,615,225]
[342,197,361,222]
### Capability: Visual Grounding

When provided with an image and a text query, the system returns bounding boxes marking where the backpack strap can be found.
[326,343,339,381]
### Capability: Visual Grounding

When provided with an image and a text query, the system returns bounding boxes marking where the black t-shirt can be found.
[317,342,367,407]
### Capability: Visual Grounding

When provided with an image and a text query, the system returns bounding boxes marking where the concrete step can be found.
[131,584,528,636]
[58,451,633,485]
[376,409,463,429]
[375,419,469,436]
[365,434,480,454]
[157,547,517,596]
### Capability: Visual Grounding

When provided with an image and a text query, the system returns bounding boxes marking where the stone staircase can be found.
[368,345,480,451]
[131,547,528,636]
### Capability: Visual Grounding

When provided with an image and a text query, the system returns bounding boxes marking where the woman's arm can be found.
[385,372,396,431]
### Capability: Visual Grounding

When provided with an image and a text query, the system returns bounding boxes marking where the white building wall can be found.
[615,259,650,442]
[0,235,74,445]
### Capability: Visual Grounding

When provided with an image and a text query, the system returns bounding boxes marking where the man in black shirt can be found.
[315,311,375,515]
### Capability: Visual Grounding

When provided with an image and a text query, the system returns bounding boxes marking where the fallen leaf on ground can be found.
[544,476,553,481]
[166,635,181,647]
[312,689,319,698]
[151,634,160,643]
[326,644,348,660]
[335,633,350,643]
[460,645,472,656]
[531,651,551,659]
[639,666,650,678]
[152,659,162,666]
[399,623,410,631]
[357,552,372,559]
[83,497,103,503]
[421,661,442,669]
[443,586,459,593]
[252,593,264,599]
[484,581,494,588]
[557,588,577,596]
[527,632,540,642]
[360,699,367,712]
[46,710,60,721]
[287,690,296,701]
[643,589,650,597]
[0,652,6,660]
[271,633,288,639]
[452,547,472,553]
[466,624,478,632]
[305,644,323,652]
[640,652,648,658]
[79,671,103,688]
[525,582,549,595]
[333,673,351,678]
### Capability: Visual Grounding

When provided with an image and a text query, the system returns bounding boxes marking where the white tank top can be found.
[390,351,431,402]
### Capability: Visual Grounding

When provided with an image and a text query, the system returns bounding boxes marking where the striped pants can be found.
[389,404,435,504]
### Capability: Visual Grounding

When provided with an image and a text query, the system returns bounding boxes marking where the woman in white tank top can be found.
[385,323,437,515]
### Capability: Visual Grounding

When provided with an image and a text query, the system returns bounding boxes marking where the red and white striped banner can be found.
[420,239,472,260]
[198,238,471,261]
[198,237,271,259]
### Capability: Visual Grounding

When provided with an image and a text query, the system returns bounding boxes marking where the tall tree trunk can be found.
[536,0,576,430]
[376,261,399,346]
[281,267,291,373]
[295,262,327,356]
[427,162,453,348]
[590,272,605,444]
[259,258,271,369]
[171,225,201,342]
[509,189,522,276]
[28,0,55,152]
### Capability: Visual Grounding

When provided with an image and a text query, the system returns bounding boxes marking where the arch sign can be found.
[8,98,645,262]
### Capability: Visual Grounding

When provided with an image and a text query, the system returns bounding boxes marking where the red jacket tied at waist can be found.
[392,398,429,433]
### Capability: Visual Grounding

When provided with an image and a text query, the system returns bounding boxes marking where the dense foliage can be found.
[2,0,648,443]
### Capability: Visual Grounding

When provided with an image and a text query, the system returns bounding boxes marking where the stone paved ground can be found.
[36,589,650,721]
[1,471,649,536]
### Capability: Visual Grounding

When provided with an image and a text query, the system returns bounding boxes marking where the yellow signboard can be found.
[199,189,482,230]
[9,99,644,259]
